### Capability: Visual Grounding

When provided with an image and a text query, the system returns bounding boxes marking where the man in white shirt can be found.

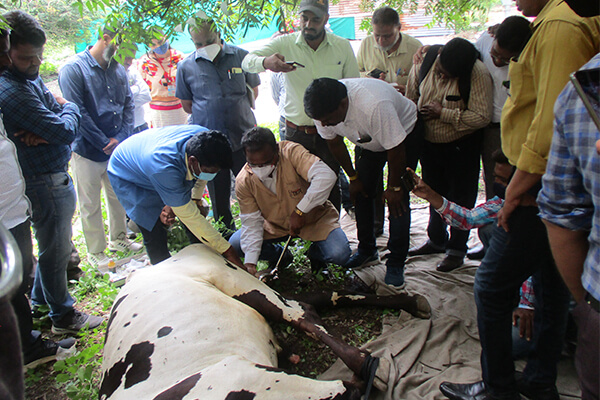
[230,127,350,274]
[304,77,418,287]
[122,55,151,133]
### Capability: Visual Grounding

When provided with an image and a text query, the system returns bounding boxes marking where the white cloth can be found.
[0,118,30,230]
[127,67,152,129]
[315,78,417,152]
[474,32,509,123]
[71,153,127,253]
[240,160,336,264]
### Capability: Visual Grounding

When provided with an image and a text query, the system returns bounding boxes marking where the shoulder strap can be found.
[418,44,444,85]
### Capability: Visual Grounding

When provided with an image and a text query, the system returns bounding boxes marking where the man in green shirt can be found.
[241,0,359,211]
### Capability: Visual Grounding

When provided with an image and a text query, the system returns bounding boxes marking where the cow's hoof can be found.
[360,355,379,399]
[414,294,432,319]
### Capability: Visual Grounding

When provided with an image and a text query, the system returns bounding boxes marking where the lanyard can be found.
[154,50,174,85]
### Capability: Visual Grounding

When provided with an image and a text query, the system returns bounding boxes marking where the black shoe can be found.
[344,250,379,269]
[52,309,104,334]
[440,381,521,400]
[436,255,464,272]
[516,377,559,400]
[467,244,486,260]
[408,242,445,256]
[67,266,85,281]
[23,333,77,370]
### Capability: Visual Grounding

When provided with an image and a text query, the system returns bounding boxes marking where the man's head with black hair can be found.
[0,27,11,74]
[304,78,349,126]
[437,38,480,80]
[490,16,531,67]
[3,11,45,80]
[371,6,402,53]
[185,130,233,177]
[241,127,278,154]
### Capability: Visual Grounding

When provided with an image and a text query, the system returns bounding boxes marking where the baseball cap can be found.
[298,0,329,18]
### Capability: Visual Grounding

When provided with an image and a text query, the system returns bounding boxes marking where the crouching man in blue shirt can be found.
[107,125,247,272]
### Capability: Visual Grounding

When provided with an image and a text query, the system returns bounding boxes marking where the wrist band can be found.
[294,208,304,216]
[349,174,359,181]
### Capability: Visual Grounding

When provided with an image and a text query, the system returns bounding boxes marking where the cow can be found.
[99,244,430,400]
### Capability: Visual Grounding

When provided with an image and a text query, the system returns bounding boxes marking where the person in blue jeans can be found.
[230,127,351,275]
[0,11,103,334]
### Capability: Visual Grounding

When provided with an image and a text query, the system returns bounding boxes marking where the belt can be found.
[585,292,600,313]
[285,119,318,134]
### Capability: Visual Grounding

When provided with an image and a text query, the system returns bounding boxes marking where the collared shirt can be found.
[316,78,417,152]
[242,31,360,126]
[500,0,600,174]
[357,33,422,86]
[127,65,152,129]
[406,58,493,143]
[0,117,30,230]
[474,31,509,123]
[59,48,134,162]
[538,54,600,302]
[176,43,260,151]
[0,69,80,177]
[436,196,503,230]
[139,48,185,105]
[236,141,340,263]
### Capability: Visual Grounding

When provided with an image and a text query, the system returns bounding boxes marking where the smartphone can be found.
[367,68,385,79]
[286,61,305,68]
[399,170,416,193]
[570,68,600,131]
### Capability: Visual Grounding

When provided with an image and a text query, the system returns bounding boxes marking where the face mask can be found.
[251,164,276,181]
[196,43,221,62]
[154,41,169,55]
[192,170,218,181]
[493,182,507,199]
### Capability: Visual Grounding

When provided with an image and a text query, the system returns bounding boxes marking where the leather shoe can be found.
[516,377,559,400]
[437,254,464,272]
[467,244,486,260]
[440,381,522,400]
[408,241,445,256]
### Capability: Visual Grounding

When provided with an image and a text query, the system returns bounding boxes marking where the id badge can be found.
[167,85,176,97]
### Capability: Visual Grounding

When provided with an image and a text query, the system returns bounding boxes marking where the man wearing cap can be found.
[357,6,422,95]
[241,0,360,211]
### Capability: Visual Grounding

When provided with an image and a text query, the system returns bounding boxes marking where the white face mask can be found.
[251,164,276,181]
[196,43,221,62]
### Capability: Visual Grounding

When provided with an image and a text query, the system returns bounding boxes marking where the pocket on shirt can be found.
[319,63,344,79]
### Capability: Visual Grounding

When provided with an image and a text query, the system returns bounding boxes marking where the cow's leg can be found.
[289,290,431,319]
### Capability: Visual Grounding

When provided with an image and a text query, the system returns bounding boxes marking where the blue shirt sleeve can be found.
[175,60,194,101]
[59,62,111,151]
[114,82,134,143]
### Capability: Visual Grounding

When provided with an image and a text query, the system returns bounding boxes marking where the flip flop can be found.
[360,354,380,400]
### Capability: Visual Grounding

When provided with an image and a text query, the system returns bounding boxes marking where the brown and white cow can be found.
[99,244,430,400]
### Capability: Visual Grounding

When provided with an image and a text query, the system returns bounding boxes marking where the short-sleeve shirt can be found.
[357,33,422,86]
[474,32,509,123]
[315,78,417,152]
[107,125,207,231]
[175,43,260,151]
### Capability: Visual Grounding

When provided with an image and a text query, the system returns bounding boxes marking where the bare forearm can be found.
[386,143,406,188]
[543,220,588,303]
[327,137,355,177]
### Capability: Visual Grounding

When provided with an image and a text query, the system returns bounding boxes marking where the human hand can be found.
[14,130,49,146]
[413,45,430,64]
[288,210,305,236]
[244,263,258,277]
[103,137,120,155]
[420,102,442,120]
[383,188,407,218]
[394,83,406,95]
[160,205,176,226]
[263,53,295,73]
[349,179,367,204]
[53,94,68,105]
[497,196,519,232]
[487,24,501,37]
[512,307,534,341]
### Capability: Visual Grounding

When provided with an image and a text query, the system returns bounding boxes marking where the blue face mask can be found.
[154,41,169,55]
[192,170,217,181]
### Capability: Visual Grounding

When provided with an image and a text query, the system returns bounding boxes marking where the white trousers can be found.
[71,153,126,254]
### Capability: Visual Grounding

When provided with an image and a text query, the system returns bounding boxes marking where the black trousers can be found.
[420,131,482,255]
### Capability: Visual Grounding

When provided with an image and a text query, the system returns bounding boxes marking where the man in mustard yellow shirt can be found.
[439,0,600,399]
[357,6,422,95]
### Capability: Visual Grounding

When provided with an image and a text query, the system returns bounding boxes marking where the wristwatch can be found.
[294,208,304,216]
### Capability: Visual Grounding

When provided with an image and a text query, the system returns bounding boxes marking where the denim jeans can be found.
[420,132,482,256]
[229,227,351,266]
[354,121,423,274]
[26,172,76,321]
[473,207,570,395]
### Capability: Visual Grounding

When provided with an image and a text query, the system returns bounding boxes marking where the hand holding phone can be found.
[367,68,385,79]
[285,61,305,68]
